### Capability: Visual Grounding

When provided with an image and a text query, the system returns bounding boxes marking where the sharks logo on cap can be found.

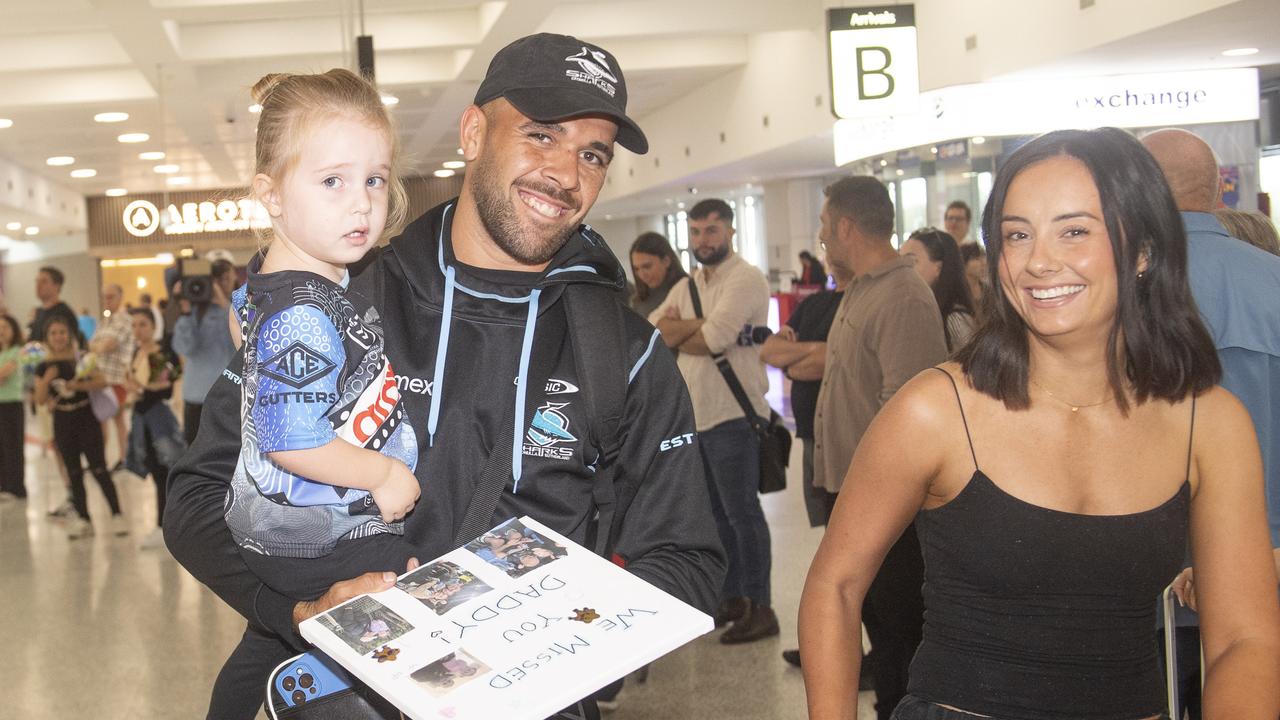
[564,47,618,97]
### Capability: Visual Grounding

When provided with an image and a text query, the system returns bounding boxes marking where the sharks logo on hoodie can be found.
[523,401,576,460]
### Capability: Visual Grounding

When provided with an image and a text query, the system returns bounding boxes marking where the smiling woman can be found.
[799,127,1280,720]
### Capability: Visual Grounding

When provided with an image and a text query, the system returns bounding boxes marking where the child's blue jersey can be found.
[225,258,418,559]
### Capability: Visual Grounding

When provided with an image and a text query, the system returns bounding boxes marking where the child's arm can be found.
[268,443,419,522]
[0,355,17,382]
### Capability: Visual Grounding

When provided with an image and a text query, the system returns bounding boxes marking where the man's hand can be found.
[371,459,420,523]
[775,326,798,342]
[173,281,192,315]
[292,571,399,628]
[291,557,421,629]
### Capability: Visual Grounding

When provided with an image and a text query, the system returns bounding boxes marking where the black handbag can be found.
[688,281,791,494]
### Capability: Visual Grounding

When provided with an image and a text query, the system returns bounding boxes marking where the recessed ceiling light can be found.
[138,151,165,161]
[153,164,180,174]
[70,168,97,178]
[1222,47,1259,57]
[456,148,464,155]
[0,119,12,129]
[248,104,262,114]
[5,222,21,231]
[971,136,986,145]
[433,169,455,178]
[118,132,150,143]
[46,156,75,166]
[442,160,466,169]
[94,112,129,123]
[24,226,39,236]
[167,176,191,186]
[896,169,905,176]
[105,188,128,197]
[879,159,888,167]
[380,94,399,106]
[930,146,938,154]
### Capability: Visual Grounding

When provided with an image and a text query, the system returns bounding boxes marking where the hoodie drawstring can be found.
[511,288,541,494]
[427,266,456,446]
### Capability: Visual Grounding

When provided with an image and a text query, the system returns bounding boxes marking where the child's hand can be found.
[371,459,419,523]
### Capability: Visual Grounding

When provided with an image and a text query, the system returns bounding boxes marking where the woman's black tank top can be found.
[908,369,1191,720]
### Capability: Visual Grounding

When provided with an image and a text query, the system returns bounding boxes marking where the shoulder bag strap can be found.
[687,280,767,433]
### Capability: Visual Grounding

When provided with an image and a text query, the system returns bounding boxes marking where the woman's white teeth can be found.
[1030,285,1084,300]
[521,193,562,218]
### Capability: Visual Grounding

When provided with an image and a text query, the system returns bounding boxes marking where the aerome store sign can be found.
[828,5,920,119]
[122,197,270,238]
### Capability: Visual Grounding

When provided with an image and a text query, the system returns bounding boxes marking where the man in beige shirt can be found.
[651,198,777,644]
[813,176,946,720]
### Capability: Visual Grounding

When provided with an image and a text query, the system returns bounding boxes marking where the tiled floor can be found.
[0,406,874,720]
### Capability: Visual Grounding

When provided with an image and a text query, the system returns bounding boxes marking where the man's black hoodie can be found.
[165,200,726,653]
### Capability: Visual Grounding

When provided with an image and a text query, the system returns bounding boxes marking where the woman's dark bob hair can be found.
[955,127,1220,411]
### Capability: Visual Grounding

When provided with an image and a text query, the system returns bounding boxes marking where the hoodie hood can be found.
[382,199,626,492]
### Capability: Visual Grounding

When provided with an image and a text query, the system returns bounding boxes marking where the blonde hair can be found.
[251,69,408,239]
[1213,208,1280,256]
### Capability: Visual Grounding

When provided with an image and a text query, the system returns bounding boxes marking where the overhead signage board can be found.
[833,67,1261,166]
[828,5,919,119]
[122,197,270,238]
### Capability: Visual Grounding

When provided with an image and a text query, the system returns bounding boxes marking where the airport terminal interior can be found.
[1,0,1278,718]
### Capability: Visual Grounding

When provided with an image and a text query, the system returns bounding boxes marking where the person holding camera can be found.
[651,198,778,644]
[171,259,237,445]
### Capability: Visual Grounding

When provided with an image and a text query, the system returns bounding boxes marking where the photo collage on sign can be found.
[316,595,414,656]
[409,650,492,699]
[463,517,569,578]
[396,560,493,615]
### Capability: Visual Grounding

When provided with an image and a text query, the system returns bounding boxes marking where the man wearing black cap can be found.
[165,33,724,720]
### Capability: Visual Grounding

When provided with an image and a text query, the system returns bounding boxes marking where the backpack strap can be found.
[562,282,635,559]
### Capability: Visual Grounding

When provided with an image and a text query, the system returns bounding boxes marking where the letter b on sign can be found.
[828,6,919,119]
[856,46,894,100]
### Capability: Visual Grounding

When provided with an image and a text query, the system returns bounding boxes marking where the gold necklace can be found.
[1029,378,1111,413]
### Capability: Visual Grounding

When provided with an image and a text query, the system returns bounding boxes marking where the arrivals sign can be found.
[827,5,919,119]
[832,68,1261,166]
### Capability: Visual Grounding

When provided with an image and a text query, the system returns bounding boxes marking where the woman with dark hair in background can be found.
[798,250,827,287]
[630,231,687,318]
[0,314,26,502]
[959,241,987,312]
[899,228,977,352]
[801,127,1280,719]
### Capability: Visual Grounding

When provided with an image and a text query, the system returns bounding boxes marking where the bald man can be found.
[1143,127,1280,715]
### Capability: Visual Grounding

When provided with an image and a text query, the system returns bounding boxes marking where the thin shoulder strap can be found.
[932,367,978,471]
[1184,394,1197,483]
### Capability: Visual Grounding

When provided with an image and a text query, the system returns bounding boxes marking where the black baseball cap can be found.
[474,33,649,155]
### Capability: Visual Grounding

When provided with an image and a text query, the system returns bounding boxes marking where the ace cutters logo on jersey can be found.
[260,342,336,389]
[524,401,576,461]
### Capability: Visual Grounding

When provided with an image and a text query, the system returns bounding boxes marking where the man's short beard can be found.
[469,152,575,266]
[694,243,730,266]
